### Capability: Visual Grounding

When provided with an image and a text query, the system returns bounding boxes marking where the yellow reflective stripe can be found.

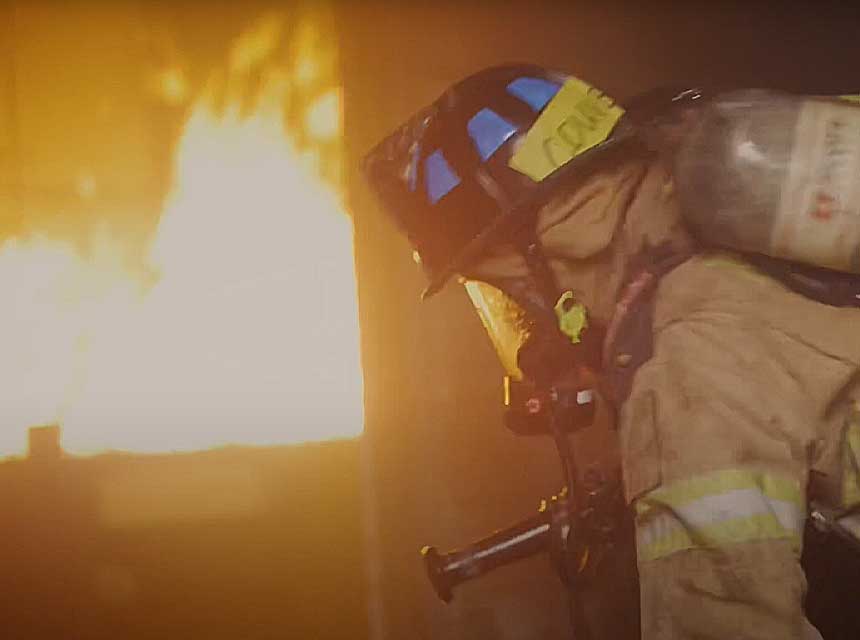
[635,469,802,518]
[842,404,860,508]
[634,470,804,562]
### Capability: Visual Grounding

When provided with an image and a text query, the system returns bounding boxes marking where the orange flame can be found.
[0,11,362,457]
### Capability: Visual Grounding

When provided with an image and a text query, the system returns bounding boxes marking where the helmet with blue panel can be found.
[362,64,660,297]
[363,63,700,431]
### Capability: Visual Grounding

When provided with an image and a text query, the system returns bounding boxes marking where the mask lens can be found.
[463,280,532,381]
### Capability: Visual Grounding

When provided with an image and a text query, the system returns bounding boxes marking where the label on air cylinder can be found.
[771,99,860,273]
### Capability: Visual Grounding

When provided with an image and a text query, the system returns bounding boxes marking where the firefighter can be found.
[363,65,860,639]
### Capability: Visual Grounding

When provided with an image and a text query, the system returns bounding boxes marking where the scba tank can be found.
[674,90,860,274]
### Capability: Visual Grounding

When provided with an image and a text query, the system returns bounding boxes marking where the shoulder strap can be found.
[600,245,692,410]
[600,248,860,411]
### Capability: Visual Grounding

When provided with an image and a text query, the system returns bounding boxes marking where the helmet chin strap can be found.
[473,163,563,312]
[520,232,562,312]
[474,164,596,369]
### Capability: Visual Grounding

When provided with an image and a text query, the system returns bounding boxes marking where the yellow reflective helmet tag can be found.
[554,291,588,344]
[509,78,624,182]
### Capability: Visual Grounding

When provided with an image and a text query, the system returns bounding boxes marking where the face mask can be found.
[462,255,603,436]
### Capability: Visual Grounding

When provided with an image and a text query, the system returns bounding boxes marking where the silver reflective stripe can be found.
[673,488,800,531]
[636,481,804,562]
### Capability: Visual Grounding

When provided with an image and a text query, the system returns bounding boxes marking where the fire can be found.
[0,11,363,457]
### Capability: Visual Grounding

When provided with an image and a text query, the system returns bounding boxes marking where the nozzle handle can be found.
[421,510,553,602]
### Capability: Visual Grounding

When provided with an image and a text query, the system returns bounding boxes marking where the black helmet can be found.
[363,63,701,430]
[362,64,653,298]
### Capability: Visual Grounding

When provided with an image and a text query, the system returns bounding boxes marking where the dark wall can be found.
[341,3,860,640]
[0,443,366,640]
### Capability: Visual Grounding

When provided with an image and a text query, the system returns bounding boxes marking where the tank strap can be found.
[743,254,860,308]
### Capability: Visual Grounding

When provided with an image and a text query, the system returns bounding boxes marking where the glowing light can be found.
[228,14,283,73]
[155,67,190,106]
[0,9,362,457]
[0,234,140,455]
[295,58,318,85]
[76,170,97,199]
[306,88,341,141]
